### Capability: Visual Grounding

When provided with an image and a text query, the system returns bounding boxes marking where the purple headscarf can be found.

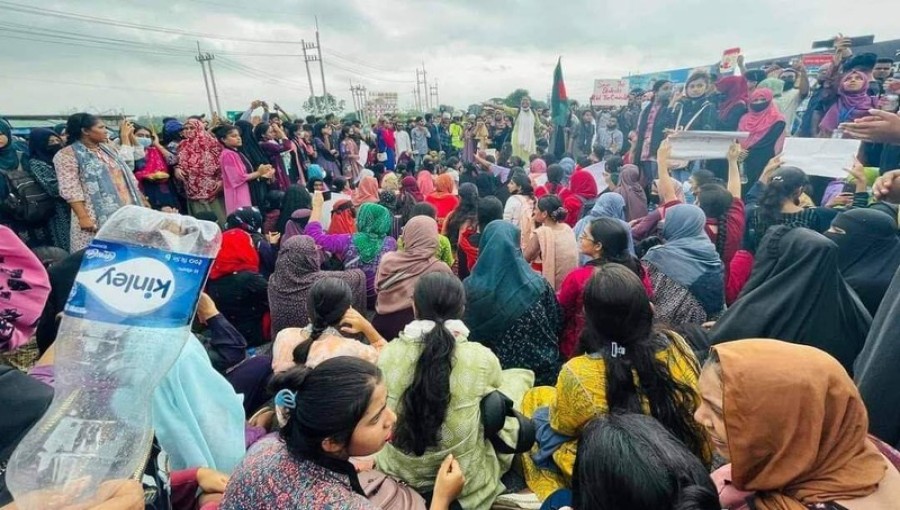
[820,70,878,132]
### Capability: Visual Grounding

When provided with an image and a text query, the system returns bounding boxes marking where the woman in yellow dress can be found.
[521,263,709,500]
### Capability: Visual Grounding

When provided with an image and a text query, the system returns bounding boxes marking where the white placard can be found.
[590,79,629,108]
[668,131,749,160]
[781,138,861,179]
[583,163,609,193]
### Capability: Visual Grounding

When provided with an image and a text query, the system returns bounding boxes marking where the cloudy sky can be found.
[1,0,897,116]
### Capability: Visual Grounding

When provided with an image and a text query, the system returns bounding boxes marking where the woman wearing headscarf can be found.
[559,171,598,227]
[381,172,401,194]
[26,128,70,251]
[819,69,879,138]
[642,204,724,326]
[205,229,271,347]
[416,169,435,196]
[710,226,871,374]
[267,235,367,338]
[224,122,269,209]
[53,113,145,251]
[856,266,900,447]
[573,192,635,265]
[378,189,403,240]
[275,184,313,235]
[737,89,786,188]
[464,221,563,386]
[339,125,363,182]
[424,173,460,230]
[826,209,900,316]
[312,122,340,182]
[614,164,649,221]
[253,121,292,190]
[351,175,380,207]
[372,216,453,340]
[672,70,718,132]
[715,75,750,131]
[173,118,225,223]
[308,193,397,309]
[398,176,423,226]
[698,340,900,510]
[558,157,576,185]
[225,206,279,277]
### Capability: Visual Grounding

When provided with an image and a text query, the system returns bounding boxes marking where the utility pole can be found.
[349,80,358,116]
[421,62,429,111]
[196,42,214,118]
[349,82,367,125]
[205,53,222,116]
[315,17,327,98]
[411,88,419,112]
[415,69,422,112]
[301,39,318,110]
[430,80,439,111]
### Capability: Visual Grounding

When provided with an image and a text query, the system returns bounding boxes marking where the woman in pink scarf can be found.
[737,89,786,186]
[416,170,435,196]
[0,226,50,351]
[351,175,380,207]
[820,70,878,138]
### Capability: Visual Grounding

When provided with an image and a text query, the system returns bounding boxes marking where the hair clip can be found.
[274,389,297,410]
[771,175,784,182]
[610,342,626,358]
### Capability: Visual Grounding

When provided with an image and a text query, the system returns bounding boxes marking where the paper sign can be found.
[590,79,629,107]
[801,54,833,75]
[781,138,861,179]
[668,131,749,160]
[720,47,741,75]
[583,162,609,193]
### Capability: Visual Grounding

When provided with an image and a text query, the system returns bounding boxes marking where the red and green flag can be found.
[551,57,568,127]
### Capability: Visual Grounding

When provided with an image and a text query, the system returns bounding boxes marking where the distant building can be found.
[364,92,399,123]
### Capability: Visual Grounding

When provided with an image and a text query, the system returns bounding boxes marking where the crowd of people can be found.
[5,34,900,510]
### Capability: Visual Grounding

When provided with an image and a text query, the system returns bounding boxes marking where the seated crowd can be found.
[5,39,900,509]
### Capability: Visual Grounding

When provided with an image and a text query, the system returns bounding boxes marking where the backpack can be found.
[1,155,55,225]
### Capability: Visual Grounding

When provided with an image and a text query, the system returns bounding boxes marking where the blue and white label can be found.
[65,240,212,327]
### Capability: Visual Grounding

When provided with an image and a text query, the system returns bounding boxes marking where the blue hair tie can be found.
[274,389,297,410]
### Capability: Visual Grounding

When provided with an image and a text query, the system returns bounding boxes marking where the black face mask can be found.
[749,102,770,113]
[648,194,660,206]
[782,79,796,91]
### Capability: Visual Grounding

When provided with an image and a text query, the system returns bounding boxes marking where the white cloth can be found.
[515,109,536,153]
[400,319,470,340]
[358,140,370,168]
[321,191,351,231]
[776,89,802,133]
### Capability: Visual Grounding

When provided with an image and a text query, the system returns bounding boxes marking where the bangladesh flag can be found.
[551,57,568,127]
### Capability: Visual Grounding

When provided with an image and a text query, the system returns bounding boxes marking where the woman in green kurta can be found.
[375,273,534,509]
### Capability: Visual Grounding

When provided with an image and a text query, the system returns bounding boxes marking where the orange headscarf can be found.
[713,339,887,510]
[434,173,455,195]
[352,176,380,207]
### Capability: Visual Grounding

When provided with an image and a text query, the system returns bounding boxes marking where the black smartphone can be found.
[322,190,332,202]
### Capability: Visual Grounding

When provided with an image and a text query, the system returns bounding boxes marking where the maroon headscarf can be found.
[716,76,749,123]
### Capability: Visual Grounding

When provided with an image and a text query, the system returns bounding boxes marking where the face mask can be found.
[782,79,795,91]
[656,91,673,102]
[823,230,847,247]
[749,102,770,113]
[46,144,62,157]
[137,137,153,148]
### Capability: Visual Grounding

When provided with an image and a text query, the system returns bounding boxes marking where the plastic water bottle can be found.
[7,206,221,509]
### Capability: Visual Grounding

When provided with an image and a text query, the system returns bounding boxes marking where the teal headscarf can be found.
[0,118,22,171]
[352,203,392,263]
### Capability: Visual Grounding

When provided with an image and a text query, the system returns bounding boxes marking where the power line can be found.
[0,74,197,96]
[0,0,301,44]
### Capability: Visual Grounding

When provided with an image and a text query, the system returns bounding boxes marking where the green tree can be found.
[503,89,531,108]
[302,93,345,117]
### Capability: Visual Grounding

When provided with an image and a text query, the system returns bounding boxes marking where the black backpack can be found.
[1,154,55,225]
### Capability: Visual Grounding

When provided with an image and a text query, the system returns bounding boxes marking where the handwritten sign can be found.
[781,138,860,179]
[668,131,749,160]
[801,53,834,75]
[720,47,741,75]
[590,79,629,107]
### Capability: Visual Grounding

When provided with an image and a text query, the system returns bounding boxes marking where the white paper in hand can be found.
[781,138,860,179]
[668,131,749,160]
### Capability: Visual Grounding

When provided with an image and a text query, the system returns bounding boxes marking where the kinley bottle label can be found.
[65,240,212,327]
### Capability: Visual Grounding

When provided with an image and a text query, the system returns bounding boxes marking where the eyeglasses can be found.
[579,231,597,243]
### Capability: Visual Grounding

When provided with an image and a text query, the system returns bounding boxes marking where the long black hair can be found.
[585,218,645,280]
[292,278,354,366]
[545,164,565,195]
[444,182,479,249]
[577,264,707,461]
[270,357,382,460]
[277,184,313,234]
[64,112,100,146]
[696,184,732,259]
[234,120,269,169]
[392,273,465,456]
[758,166,806,223]
[571,414,719,510]
[537,194,567,223]
[509,168,534,198]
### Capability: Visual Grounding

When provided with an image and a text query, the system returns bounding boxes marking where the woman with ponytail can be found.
[557,218,651,359]
[222,357,466,509]
[271,277,386,373]
[521,264,707,501]
[525,195,578,290]
[542,414,719,510]
[376,273,534,510]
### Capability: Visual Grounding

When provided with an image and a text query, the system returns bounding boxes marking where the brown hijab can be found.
[713,339,888,510]
[374,216,452,314]
[615,164,648,221]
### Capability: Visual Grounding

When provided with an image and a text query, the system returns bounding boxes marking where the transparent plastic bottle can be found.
[7,206,221,509]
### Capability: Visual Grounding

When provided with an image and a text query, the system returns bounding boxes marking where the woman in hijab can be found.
[267,235,367,338]
[174,118,225,223]
[856,266,900,447]
[26,128,70,250]
[205,229,271,347]
[54,113,145,251]
[643,204,724,326]
[826,209,900,316]
[738,89,786,188]
[710,226,871,374]
[614,164,649,221]
[378,189,404,240]
[308,193,397,309]
[225,206,279,277]
[464,221,563,386]
[698,339,900,510]
[372,216,453,340]
[474,170,499,198]
[820,69,879,139]
[715,75,750,131]
[559,171,598,227]
[351,175,380,207]
[398,176,423,225]
[558,157,576,184]
[253,121,293,190]
[234,120,273,206]
[424,173,460,230]
[275,184,313,234]
[381,172,401,194]
[573,192,635,265]
[327,198,356,235]
[416,169,435,196]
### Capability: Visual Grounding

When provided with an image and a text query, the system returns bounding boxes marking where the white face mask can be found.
[137,137,152,148]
